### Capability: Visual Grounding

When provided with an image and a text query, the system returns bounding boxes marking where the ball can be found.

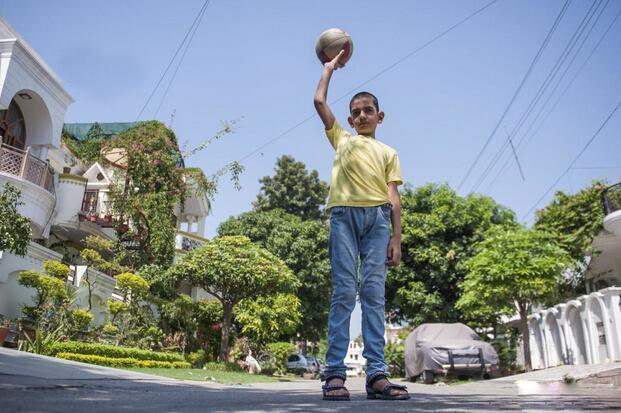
[315,28,353,65]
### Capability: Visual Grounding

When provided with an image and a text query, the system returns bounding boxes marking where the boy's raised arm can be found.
[313,50,345,130]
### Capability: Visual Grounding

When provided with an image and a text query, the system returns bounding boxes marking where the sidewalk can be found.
[1,347,620,412]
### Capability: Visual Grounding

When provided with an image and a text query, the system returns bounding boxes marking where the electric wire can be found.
[484,2,620,193]
[521,100,620,221]
[455,0,572,192]
[471,0,607,193]
[214,0,501,170]
[153,1,210,119]
[135,1,211,121]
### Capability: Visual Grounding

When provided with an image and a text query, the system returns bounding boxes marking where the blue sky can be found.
[4,0,620,336]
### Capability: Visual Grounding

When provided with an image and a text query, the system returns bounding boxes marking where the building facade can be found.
[0,18,210,325]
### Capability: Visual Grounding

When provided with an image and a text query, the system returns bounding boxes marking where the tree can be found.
[0,183,31,256]
[456,227,571,371]
[218,209,331,341]
[386,183,516,326]
[235,293,301,346]
[167,236,299,360]
[254,155,329,220]
[17,260,75,341]
[535,181,607,298]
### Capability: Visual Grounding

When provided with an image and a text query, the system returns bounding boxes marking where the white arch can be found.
[11,89,54,151]
[528,317,545,369]
[563,302,588,365]
[586,294,615,363]
[544,310,565,366]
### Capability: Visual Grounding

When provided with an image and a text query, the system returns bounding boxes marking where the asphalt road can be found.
[1,347,620,412]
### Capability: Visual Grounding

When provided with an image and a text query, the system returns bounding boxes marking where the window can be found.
[0,99,26,149]
[82,190,99,214]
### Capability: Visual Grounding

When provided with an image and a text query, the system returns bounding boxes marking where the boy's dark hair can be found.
[349,91,379,112]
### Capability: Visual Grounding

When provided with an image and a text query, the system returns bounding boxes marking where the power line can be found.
[135,1,211,121]
[484,2,619,193]
[456,0,572,192]
[154,1,210,119]
[471,0,607,193]
[218,0,501,167]
[521,100,620,221]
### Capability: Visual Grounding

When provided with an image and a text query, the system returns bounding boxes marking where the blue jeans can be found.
[324,204,391,380]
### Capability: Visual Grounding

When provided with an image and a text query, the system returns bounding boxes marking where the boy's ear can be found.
[347,116,355,128]
[378,111,385,124]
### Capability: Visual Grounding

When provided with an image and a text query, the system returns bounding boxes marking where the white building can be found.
[0,18,210,325]
[523,184,621,369]
[344,340,366,376]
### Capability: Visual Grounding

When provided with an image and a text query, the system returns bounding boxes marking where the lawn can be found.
[124,367,295,384]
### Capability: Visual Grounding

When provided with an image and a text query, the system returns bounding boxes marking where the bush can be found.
[266,342,296,375]
[384,340,405,377]
[186,349,206,368]
[56,352,190,368]
[203,361,243,372]
[47,341,184,362]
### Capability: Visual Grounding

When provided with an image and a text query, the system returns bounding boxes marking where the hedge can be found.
[56,352,190,369]
[47,341,184,363]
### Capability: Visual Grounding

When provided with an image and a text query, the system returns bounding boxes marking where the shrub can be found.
[186,349,206,368]
[203,361,243,372]
[47,341,184,362]
[384,340,405,377]
[266,342,296,374]
[56,352,190,368]
[69,309,93,331]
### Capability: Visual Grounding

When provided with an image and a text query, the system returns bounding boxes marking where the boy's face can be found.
[348,96,384,137]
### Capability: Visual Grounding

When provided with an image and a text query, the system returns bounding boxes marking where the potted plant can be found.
[103,214,112,223]
[78,212,87,222]
[90,213,99,223]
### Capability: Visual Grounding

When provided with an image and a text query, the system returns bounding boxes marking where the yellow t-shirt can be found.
[325,120,403,211]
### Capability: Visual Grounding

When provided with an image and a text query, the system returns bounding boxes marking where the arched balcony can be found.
[602,183,621,236]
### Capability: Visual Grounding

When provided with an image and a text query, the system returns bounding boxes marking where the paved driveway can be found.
[1,347,620,412]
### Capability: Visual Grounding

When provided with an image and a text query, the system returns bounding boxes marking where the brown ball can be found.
[315,28,353,65]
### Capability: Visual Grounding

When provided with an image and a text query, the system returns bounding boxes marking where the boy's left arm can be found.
[386,182,401,267]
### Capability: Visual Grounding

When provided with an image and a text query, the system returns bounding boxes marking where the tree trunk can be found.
[219,301,233,361]
[519,304,532,372]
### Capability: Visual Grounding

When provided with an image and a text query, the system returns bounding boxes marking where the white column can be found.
[197,216,206,237]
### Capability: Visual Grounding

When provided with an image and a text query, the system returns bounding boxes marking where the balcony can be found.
[602,183,621,236]
[175,230,207,254]
[0,143,54,194]
[0,143,55,238]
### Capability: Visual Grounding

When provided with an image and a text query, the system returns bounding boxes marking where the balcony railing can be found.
[602,183,621,215]
[175,230,207,253]
[0,143,54,194]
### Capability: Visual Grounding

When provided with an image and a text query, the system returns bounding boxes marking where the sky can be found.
[3,0,620,338]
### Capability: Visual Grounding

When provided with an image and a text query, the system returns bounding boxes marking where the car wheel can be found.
[422,370,434,384]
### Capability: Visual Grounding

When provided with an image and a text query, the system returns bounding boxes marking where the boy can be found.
[313,50,409,401]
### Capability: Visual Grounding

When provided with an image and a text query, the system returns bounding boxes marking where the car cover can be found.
[404,323,499,379]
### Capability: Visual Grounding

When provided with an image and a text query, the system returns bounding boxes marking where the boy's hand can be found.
[386,236,401,267]
[324,50,346,71]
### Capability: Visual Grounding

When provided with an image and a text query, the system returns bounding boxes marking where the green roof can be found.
[63,122,137,141]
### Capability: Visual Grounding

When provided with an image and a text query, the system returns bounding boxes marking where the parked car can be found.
[287,354,310,372]
[405,323,500,384]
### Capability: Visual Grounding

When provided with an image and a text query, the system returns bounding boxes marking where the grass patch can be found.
[124,367,295,384]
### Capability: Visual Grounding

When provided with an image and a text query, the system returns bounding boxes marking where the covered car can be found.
[404,323,499,383]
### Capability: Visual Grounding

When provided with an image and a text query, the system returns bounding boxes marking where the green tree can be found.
[535,182,607,298]
[218,209,330,342]
[17,260,74,341]
[235,293,301,346]
[253,155,329,220]
[456,227,571,371]
[167,236,299,360]
[386,183,516,326]
[0,183,31,256]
